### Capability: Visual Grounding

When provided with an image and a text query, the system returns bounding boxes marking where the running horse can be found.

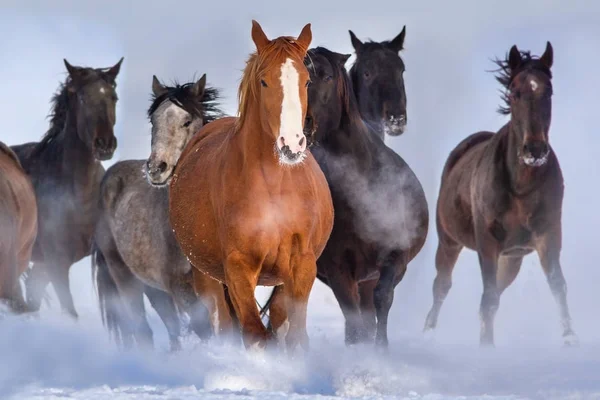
[93,75,232,351]
[168,20,334,352]
[0,142,37,313]
[423,42,578,346]
[11,58,123,318]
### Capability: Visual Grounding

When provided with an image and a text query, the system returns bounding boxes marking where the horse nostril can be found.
[158,162,167,173]
[95,137,106,149]
[299,137,305,148]
[279,136,286,147]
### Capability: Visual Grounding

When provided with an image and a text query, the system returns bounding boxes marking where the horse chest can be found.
[493,196,544,255]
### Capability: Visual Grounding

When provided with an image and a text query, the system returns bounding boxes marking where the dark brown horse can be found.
[296,47,428,347]
[168,21,334,352]
[424,42,578,346]
[11,58,123,318]
[0,142,37,313]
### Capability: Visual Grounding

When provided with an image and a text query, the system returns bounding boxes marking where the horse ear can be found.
[192,74,207,98]
[540,41,553,69]
[296,23,312,52]
[152,75,167,97]
[388,26,406,53]
[349,30,363,53]
[251,20,270,53]
[106,57,124,80]
[508,45,521,70]
[338,53,351,66]
[64,59,81,78]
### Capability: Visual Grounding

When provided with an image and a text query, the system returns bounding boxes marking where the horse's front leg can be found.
[374,251,407,348]
[224,251,271,350]
[283,253,317,355]
[475,227,501,347]
[536,227,578,346]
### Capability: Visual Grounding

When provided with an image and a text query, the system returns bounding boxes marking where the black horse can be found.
[348,27,407,140]
[269,47,428,347]
[11,58,123,318]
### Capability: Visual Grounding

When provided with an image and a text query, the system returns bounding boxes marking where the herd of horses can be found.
[0,20,578,355]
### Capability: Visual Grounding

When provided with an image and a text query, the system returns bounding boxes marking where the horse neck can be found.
[504,121,550,196]
[57,107,102,191]
[236,102,281,173]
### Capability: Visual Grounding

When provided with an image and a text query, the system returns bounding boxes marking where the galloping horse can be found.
[93,75,233,351]
[423,43,578,346]
[168,21,334,352]
[299,47,428,347]
[11,58,123,318]
[0,142,37,313]
[348,27,408,140]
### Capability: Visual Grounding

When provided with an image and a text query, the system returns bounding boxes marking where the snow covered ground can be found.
[3,267,600,400]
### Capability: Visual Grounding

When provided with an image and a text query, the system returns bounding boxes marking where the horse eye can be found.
[183,120,192,128]
[324,76,332,82]
[305,80,311,87]
[364,71,370,78]
[261,80,268,88]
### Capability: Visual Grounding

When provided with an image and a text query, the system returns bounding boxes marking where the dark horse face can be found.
[349,27,407,136]
[504,43,554,167]
[64,58,123,161]
[305,49,351,141]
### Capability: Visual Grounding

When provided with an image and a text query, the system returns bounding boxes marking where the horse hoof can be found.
[422,328,436,343]
[563,333,579,347]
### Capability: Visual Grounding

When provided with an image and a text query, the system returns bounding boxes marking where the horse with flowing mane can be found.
[167,21,334,352]
[11,58,123,318]
[424,42,578,347]
[92,75,234,351]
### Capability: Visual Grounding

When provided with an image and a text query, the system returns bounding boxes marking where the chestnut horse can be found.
[424,42,578,346]
[0,141,37,313]
[168,21,334,352]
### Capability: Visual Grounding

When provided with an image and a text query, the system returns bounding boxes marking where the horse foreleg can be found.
[144,285,182,352]
[536,230,578,346]
[171,272,212,341]
[24,263,50,312]
[358,279,377,342]
[476,239,500,347]
[224,252,270,350]
[283,254,317,355]
[193,270,237,342]
[424,241,462,332]
[374,252,407,348]
[496,255,523,295]
[265,285,288,350]
[47,262,78,320]
[327,265,366,345]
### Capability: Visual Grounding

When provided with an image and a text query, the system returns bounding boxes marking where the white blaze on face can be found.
[99,87,106,94]
[278,58,306,156]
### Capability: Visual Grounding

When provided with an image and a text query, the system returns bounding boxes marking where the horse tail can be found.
[442,131,495,179]
[258,287,278,330]
[91,240,127,348]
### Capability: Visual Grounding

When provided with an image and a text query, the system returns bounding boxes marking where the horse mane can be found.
[148,81,224,123]
[236,37,307,130]
[492,50,553,115]
[308,47,365,133]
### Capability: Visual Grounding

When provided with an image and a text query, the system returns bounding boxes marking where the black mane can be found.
[148,81,224,123]
[492,50,552,115]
